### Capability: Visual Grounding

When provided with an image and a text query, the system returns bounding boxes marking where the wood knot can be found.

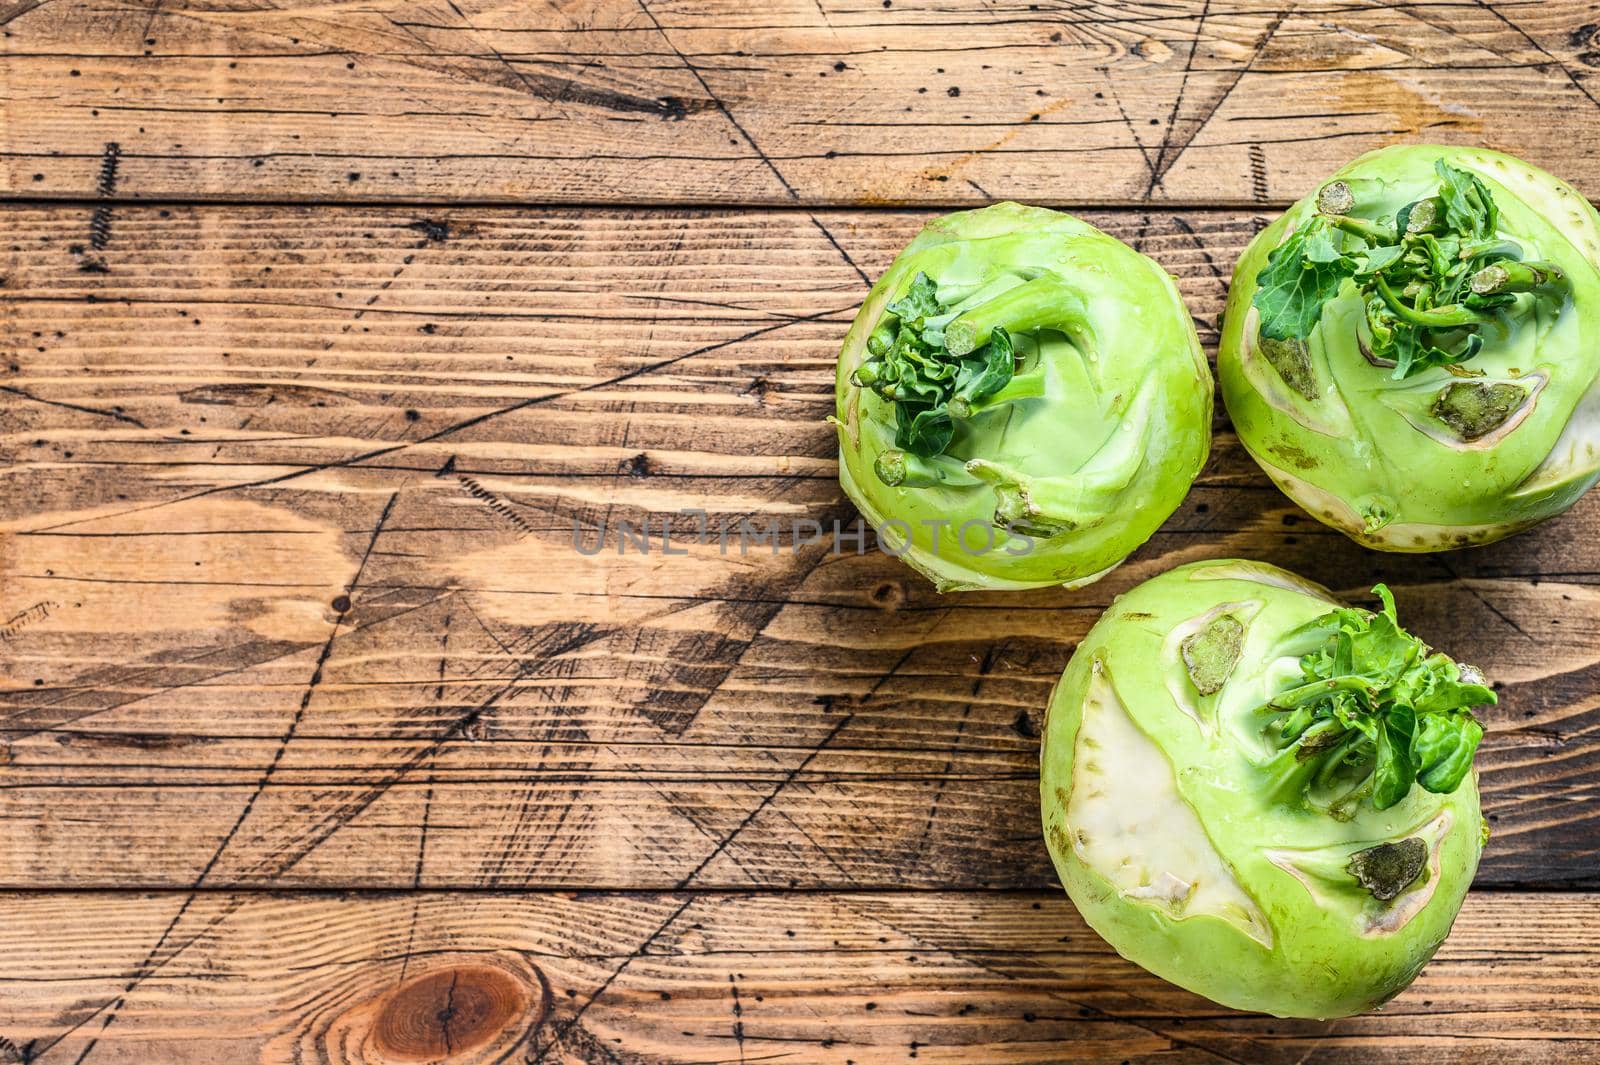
[369,963,546,1062]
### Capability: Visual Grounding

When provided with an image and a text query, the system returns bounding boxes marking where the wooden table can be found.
[2,3,1598,1062]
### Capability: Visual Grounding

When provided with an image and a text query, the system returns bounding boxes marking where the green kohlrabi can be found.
[1220,145,1600,551]
[834,202,1212,590]
[1040,559,1492,1019]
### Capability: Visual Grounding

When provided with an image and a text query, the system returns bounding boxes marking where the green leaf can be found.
[1252,222,1356,342]
[895,401,954,458]
[1258,584,1493,814]
[885,272,941,324]
[1303,226,1346,263]
[1372,705,1416,810]
[1435,159,1498,243]
[952,326,1015,408]
[1356,244,1403,275]
[1256,158,1568,382]
[1413,713,1484,794]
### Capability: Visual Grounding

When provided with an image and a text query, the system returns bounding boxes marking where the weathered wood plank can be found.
[2,205,1596,890]
[4,1,1600,205]
[1,890,1596,1064]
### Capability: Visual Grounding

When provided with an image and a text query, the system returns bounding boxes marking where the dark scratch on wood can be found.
[0,385,145,428]
[434,0,702,120]
[1249,143,1268,202]
[88,142,120,250]
[1,589,449,741]
[634,0,799,200]
[1148,7,1285,194]
[1170,213,1227,328]
[459,609,613,887]
[528,896,697,1064]
[1434,556,1535,643]
[0,600,57,642]
[843,901,1262,1065]
[809,214,871,288]
[0,0,49,27]
[812,212,876,287]
[400,606,453,984]
[455,473,539,538]
[1097,68,1155,188]
[31,632,529,1061]
[1147,0,1212,195]
[136,0,163,44]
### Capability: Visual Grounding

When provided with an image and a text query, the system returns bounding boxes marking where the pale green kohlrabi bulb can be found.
[834,202,1212,591]
[1041,559,1490,1019]
[1220,145,1600,550]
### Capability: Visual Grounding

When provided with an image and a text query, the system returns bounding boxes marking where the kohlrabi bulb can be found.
[1220,144,1600,550]
[1041,559,1490,1019]
[834,202,1212,591]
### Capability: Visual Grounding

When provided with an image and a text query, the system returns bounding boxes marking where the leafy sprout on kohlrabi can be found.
[1220,145,1600,552]
[1254,159,1568,380]
[1259,583,1490,817]
[834,202,1212,591]
[1041,560,1492,1019]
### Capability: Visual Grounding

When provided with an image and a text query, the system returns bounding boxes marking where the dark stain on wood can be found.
[178,382,353,407]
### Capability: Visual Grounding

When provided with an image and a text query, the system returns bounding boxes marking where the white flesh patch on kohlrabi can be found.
[1067,658,1273,947]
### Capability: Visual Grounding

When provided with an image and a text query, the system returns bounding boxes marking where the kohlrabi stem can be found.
[1402,196,1444,234]
[943,275,1080,356]
[1375,275,1489,329]
[866,317,897,356]
[1274,705,1316,744]
[1324,213,1396,246]
[1470,260,1565,295]
[1261,740,1328,806]
[1313,731,1368,791]
[1315,178,1383,217]
[874,450,981,488]
[947,365,1047,419]
[852,360,884,388]
[1460,238,1524,262]
[1267,673,1374,710]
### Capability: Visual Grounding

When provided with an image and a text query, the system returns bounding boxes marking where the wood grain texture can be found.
[1,890,1597,1064]
[3,204,1596,891]
[4,1,1600,205]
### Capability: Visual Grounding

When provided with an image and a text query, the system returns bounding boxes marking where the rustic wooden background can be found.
[3,2,1599,1062]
